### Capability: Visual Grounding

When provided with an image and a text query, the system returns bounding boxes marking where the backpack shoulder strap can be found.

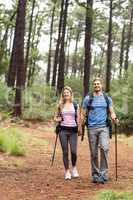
[73,101,78,111]
[103,92,110,114]
[73,101,78,124]
[103,93,110,107]
[87,93,94,111]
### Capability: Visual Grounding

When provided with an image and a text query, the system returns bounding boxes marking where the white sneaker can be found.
[65,170,71,180]
[71,167,79,178]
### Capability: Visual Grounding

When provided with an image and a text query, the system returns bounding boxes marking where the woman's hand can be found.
[55,116,62,122]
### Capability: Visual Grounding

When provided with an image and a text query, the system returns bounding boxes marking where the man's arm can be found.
[80,107,86,125]
[109,106,119,124]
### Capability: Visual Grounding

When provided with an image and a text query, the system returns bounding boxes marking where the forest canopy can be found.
[0,0,133,131]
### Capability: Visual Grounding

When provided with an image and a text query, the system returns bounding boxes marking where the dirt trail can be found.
[0,123,133,200]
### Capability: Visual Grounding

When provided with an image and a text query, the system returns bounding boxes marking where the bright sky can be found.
[0,0,12,8]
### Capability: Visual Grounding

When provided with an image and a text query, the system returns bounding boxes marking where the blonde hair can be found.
[93,77,103,84]
[57,86,74,111]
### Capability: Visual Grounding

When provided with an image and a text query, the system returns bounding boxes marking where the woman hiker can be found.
[54,86,81,180]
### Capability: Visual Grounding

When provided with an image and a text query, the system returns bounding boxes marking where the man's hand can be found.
[114,118,119,125]
[78,125,82,136]
[109,106,119,124]
[111,114,119,124]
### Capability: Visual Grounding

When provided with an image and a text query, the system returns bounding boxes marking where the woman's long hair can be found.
[57,86,74,111]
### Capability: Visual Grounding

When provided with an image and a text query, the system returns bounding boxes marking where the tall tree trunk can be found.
[27,8,39,86]
[46,3,56,84]
[8,28,13,56]
[124,8,133,71]
[105,0,113,93]
[7,0,27,117]
[65,36,71,75]
[119,24,125,78]
[83,0,93,96]
[99,45,106,78]
[51,0,65,87]
[0,10,16,63]
[72,28,80,75]
[28,17,43,86]
[25,0,36,85]
[57,0,69,94]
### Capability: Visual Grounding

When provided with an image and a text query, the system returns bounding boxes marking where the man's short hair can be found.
[93,77,103,84]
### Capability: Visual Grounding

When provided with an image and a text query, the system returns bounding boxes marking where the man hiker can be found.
[81,78,119,184]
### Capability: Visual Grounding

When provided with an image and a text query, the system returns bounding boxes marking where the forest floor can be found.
[0,121,133,200]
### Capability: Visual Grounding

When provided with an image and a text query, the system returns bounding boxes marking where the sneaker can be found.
[71,167,79,178]
[98,175,105,184]
[91,174,99,183]
[65,170,71,180]
[103,175,108,182]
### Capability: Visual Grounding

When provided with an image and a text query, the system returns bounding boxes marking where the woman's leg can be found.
[69,132,79,177]
[59,130,69,169]
[69,132,77,167]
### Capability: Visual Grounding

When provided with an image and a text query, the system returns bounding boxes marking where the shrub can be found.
[92,190,133,200]
[0,82,11,111]
[23,85,57,120]
[0,128,26,156]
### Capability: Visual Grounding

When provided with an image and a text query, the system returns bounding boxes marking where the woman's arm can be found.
[54,106,62,122]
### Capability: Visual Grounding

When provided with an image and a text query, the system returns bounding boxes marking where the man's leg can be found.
[88,128,99,181]
[99,127,109,181]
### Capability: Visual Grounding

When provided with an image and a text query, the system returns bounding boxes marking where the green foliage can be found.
[23,85,57,120]
[92,190,133,200]
[0,128,26,156]
[111,68,133,121]
[65,76,82,103]
[0,81,14,112]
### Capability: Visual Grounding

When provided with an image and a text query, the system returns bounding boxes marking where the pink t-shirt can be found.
[60,104,77,127]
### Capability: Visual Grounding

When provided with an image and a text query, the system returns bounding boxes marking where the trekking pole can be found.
[81,125,85,141]
[114,123,118,181]
[51,134,58,166]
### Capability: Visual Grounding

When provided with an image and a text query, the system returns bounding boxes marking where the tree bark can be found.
[0,11,17,66]
[72,26,80,75]
[46,3,56,84]
[25,0,36,85]
[57,0,69,94]
[7,0,27,116]
[51,0,65,87]
[83,0,93,96]
[124,8,133,71]
[28,16,43,86]
[65,35,71,75]
[119,24,125,78]
[105,0,113,93]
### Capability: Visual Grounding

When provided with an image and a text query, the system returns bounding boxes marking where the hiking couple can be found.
[54,78,118,183]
